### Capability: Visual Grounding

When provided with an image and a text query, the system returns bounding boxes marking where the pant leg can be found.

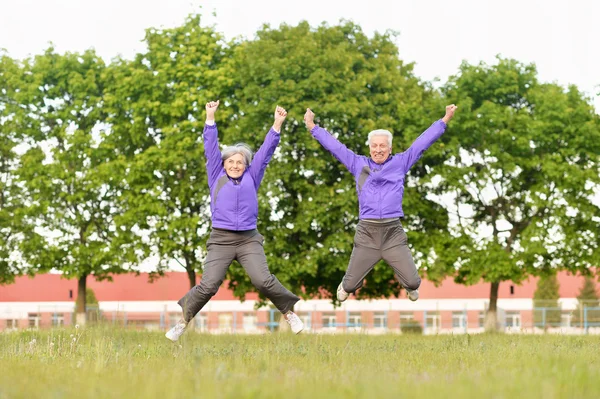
[235,233,300,314]
[342,222,382,293]
[381,222,421,291]
[177,242,236,322]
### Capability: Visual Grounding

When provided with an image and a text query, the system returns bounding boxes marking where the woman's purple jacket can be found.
[203,123,280,231]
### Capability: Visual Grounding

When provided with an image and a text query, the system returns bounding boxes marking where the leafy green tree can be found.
[16,49,143,324]
[429,57,600,330]
[533,274,561,328]
[0,53,25,284]
[224,20,450,302]
[72,288,100,323]
[573,276,600,328]
[104,15,236,289]
[0,53,46,284]
[85,288,99,305]
[400,318,423,334]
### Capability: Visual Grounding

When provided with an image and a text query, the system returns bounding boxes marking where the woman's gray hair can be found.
[221,143,253,166]
[367,129,393,147]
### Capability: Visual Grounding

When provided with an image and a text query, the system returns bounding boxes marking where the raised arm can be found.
[304,108,360,175]
[249,105,286,188]
[399,104,458,171]
[203,100,223,188]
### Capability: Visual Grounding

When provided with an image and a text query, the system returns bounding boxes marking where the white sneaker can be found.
[165,319,188,342]
[284,311,304,334]
[337,282,349,302]
[407,288,419,302]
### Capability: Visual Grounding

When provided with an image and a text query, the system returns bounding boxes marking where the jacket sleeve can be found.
[311,125,360,175]
[398,120,447,172]
[203,123,223,188]
[249,128,281,189]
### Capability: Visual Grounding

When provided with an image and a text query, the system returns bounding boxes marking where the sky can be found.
[1,0,599,111]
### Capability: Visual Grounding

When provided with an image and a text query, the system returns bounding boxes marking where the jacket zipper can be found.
[235,180,239,230]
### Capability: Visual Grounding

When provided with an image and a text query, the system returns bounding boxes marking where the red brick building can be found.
[1,271,599,334]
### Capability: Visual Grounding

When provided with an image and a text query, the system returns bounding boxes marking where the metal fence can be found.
[3,303,600,335]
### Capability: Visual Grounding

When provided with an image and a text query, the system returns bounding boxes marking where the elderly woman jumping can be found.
[166,101,303,341]
[304,105,458,303]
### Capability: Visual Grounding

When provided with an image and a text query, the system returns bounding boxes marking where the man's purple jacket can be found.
[310,120,447,219]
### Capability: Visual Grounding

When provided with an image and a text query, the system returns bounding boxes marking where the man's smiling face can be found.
[370,135,391,164]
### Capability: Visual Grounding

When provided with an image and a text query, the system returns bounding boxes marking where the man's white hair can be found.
[221,143,253,166]
[367,129,393,147]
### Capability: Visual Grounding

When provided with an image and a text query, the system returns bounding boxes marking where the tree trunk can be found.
[186,268,196,290]
[485,281,500,332]
[75,274,87,326]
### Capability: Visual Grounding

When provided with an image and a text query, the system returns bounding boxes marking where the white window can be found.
[347,312,362,331]
[505,311,521,328]
[218,314,232,332]
[141,321,160,331]
[321,313,337,330]
[399,312,421,332]
[373,312,387,329]
[425,313,440,333]
[5,319,18,329]
[561,312,573,328]
[478,312,486,328]
[243,313,257,332]
[169,313,180,327]
[194,313,209,332]
[452,312,467,329]
[297,312,312,331]
[400,312,415,325]
[52,313,64,327]
[28,313,40,329]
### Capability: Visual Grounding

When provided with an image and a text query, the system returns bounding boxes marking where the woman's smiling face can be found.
[224,153,246,178]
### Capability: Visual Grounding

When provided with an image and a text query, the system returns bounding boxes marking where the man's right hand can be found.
[442,104,457,124]
[304,108,316,130]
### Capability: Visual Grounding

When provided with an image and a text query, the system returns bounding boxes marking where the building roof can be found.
[0,271,597,302]
[0,272,257,302]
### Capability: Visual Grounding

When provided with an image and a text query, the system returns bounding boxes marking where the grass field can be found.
[1,328,599,399]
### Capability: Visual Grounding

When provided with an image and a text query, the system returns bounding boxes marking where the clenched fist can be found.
[304,108,316,130]
[272,105,288,133]
[205,100,220,120]
[442,104,458,124]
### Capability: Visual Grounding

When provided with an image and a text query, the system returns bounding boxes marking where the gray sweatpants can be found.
[342,219,421,293]
[178,228,300,322]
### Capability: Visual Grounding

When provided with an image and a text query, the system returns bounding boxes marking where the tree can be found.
[429,57,600,330]
[0,53,24,284]
[72,287,100,323]
[104,14,237,289]
[16,49,144,324]
[224,20,451,302]
[533,274,561,328]
[0,52,45,284]
[573,276,600,328]
[85,287,99,305]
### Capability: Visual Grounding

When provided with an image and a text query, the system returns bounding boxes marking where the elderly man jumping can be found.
[304,105,458,302]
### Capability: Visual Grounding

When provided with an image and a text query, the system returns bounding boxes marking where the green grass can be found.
[1,328,600,399]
